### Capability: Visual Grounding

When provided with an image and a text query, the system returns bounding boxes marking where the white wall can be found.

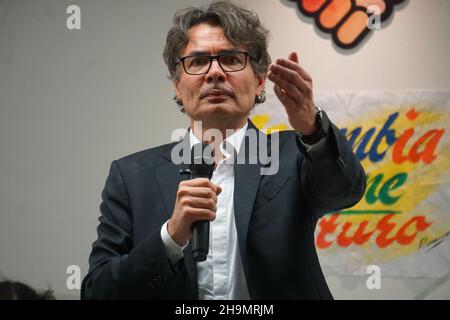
[0,0,449,299]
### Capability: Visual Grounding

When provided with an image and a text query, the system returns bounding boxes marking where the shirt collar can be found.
[189,122,248,160]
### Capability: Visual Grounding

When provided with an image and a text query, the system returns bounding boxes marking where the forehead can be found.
[182,23,236,55]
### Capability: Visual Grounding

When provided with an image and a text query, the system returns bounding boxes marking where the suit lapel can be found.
[156,134,190,221]
[233,120,264,285]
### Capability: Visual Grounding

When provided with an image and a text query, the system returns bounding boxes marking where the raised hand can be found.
[268,52,317,135]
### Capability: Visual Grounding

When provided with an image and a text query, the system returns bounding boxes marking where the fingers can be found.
[182,196,217,212]
[269,62,312,93]
[178,186,218,211]
[184,207,216,222]
[176,178,222,223]
[288,51,299,63]
[268,59,312,103]
[180,178,222,195]
[268,52,317,134]
[273,83,296,112]
[169,178,221,245]
[268,68,305,104]
[273,57,312,82]
[177,185,217,201]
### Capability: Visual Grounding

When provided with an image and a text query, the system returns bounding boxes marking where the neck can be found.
[190,117,247,163]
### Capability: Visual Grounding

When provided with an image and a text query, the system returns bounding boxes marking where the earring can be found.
[173,96,185,113]
[173,95,183,106]
[255,89,266,104]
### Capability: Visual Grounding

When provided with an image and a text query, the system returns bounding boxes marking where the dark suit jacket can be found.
[81,114,366,299]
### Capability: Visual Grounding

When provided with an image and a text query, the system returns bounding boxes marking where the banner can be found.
[250,91,450,277]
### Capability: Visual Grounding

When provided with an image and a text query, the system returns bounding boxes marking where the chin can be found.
[198,105,242,124]
[202,102,235,115]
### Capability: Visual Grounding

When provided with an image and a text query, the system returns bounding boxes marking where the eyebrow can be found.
[184,48,241,57]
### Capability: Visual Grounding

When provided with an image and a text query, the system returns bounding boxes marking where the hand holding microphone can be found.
[167,143,221,261]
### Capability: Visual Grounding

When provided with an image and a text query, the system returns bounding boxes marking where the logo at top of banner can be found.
[288,0,405,49]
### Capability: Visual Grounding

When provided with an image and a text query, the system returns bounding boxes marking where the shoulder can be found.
[114,141,178,172]
[266,129,299,147]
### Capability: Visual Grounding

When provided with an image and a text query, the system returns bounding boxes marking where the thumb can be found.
[288,52,299,63]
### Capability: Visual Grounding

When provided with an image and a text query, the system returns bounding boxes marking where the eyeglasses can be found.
[178,51,253,75]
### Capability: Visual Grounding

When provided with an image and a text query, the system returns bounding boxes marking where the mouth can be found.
[200,89,234,103]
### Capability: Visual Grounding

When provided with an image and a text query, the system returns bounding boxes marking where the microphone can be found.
[190,142,215,262]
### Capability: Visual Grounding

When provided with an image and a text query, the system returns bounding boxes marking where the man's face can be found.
[174,23,266,127]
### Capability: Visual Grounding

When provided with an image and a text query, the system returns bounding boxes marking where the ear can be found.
[173,80,181,99]
[255,73,266,96]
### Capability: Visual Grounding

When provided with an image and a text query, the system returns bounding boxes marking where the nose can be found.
[205,59,226,84]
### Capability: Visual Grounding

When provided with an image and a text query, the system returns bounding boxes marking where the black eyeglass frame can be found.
[177,51,257,75]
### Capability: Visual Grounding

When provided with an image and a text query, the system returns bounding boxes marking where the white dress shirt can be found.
[161,123,250,300]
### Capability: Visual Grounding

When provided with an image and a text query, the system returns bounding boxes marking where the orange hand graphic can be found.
[289,0,405,48]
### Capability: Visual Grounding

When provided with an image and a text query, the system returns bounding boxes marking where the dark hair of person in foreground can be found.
[0,280,55,300]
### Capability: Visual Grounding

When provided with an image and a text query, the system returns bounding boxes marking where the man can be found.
[81,1,365,299]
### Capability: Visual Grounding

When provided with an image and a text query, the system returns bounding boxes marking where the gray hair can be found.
[163,0,271,81]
